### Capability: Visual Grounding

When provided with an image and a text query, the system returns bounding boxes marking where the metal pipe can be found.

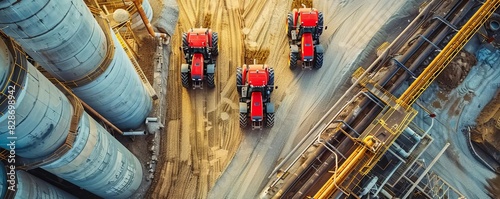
[314,145,369,199]
[402,143,450,199]
[388,0,473,94]
[360,176,378,196]
[345,0,471,150]
[133,0,167,39]
[373,161,403,196]
[80,99,123,134]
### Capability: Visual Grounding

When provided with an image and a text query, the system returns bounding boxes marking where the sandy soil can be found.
[436,51,476,91]
[148,0,246,198]
[137,35,157,83]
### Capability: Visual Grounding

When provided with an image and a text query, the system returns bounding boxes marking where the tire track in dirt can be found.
[150,0,246,198]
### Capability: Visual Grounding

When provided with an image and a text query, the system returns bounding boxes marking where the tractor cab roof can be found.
[188,28,210,48]
[247,64,268,87]
[298,8,318,27]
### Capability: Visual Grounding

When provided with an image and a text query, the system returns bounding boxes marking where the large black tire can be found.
[236,67,243,93]
[290,52,298,70]
[317,12,324,36]
[182,33,189,54]
[287,13,294,38]
[239,112,248,128]
[206,73,215,88]
[181,72,190,88]
[211,32,219,56]
[267,68,274,92]
[265,112,274,128]
[314,52,323,70]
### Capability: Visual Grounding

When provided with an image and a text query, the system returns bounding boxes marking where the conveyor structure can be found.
[313,0,500,198]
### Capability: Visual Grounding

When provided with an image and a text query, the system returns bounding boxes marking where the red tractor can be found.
[287,7,324,70]
[181,28,218,89]
[236,62,275,130]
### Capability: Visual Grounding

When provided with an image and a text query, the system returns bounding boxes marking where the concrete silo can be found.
[0,0,153,130]
[0,161,77,199]
[0,34,143,198]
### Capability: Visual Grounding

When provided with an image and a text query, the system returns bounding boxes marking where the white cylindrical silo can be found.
[0,0,152,130]
[0,34,73,159]
[0,162,77,199]
[0,35,143,198]
[41,112,143,198]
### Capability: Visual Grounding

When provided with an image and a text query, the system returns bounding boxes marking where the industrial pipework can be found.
[0,35,143,198]
[0,0,152,130]
[0,162,77,199]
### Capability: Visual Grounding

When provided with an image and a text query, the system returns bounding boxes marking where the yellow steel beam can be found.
[313,136,376,199]
[399,0,500,106]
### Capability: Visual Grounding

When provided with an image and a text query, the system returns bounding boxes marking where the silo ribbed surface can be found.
[0,38,72,159]
[0,0,105,82]
[41,112,143,198]
[0,0,152,130]
[0,162,77,199]
[0,36,143,198]
[72,31,152,130]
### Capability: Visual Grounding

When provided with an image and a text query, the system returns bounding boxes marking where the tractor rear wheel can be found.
[181,72,190,88]
[318,12,324,36]
[265,112,274,128]
[267,68,274,92]
[212,32,219,56]
[182,33,189,54]
[289,52,298,70]
[314,52,323,70]
[287,13,294,38]
[206,73,215,88]
[239,112,248,128]
[236,67,243,93]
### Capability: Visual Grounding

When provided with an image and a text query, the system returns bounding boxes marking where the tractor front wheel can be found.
[290,52,298,70]
[239,112,248,128]
[265,112,274,128]
[314,52,323,70]
[181,72,190,88]
[206,73,215,88]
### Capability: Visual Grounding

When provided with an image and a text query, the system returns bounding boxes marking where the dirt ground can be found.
[148,0,248,197]
[436,51,476,91]
[473,89,500,157]
[136,35,157,84]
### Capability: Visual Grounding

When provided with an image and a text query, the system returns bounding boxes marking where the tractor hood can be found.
[191,53,204,80]
[250,92,264,121]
